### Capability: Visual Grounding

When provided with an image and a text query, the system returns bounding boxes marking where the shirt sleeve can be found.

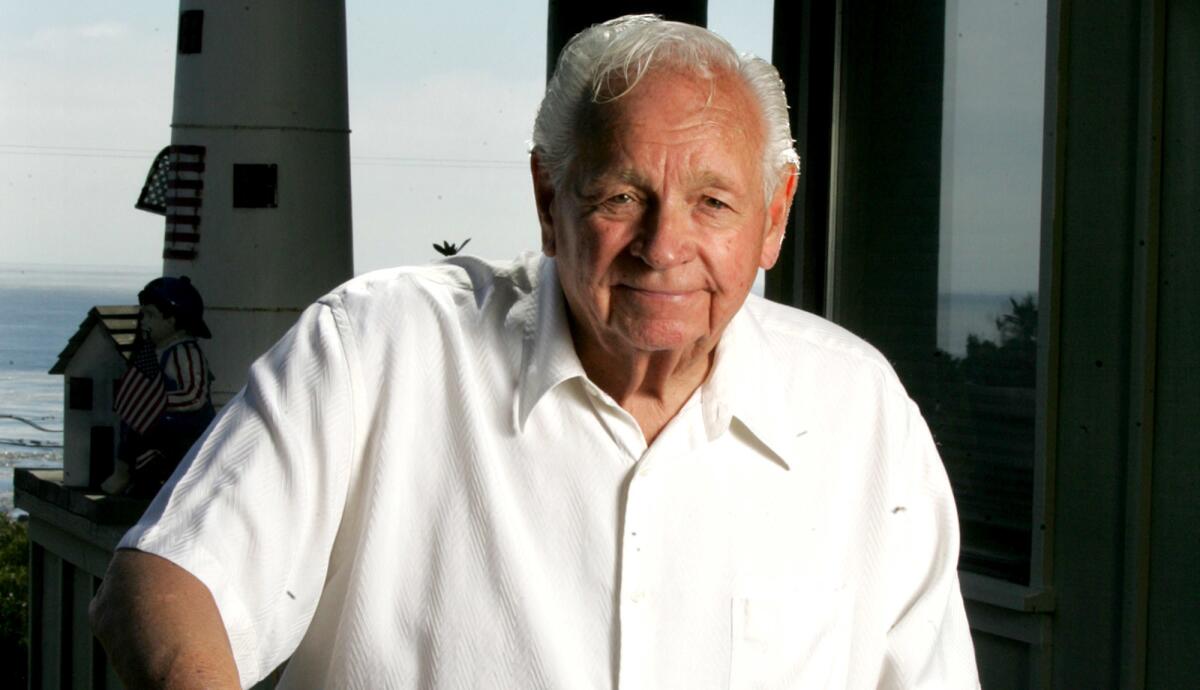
[119,297,358,688]
[877,399,981,689]
[162,340,211,412]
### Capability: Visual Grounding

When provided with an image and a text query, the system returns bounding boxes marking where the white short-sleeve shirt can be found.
[121,253,979,689]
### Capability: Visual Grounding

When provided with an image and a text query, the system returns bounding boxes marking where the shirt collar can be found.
[514,259,797,469]
[513,257,587,431]
[700,304,796,470]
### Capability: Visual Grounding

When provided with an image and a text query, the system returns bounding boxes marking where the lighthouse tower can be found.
[160,0,353,404]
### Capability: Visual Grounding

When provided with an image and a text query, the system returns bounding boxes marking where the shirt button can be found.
[629,591,646,604]
[637,466,650,477]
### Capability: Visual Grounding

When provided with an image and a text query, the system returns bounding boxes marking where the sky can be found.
[0,0,774,275]
[939,0,1046,298]
[0,0,1046,304]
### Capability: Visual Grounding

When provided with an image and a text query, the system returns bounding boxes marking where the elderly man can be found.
[91,15,978,689]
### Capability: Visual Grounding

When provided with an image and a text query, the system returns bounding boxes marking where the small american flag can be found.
[135,145,206,260]
[114,338,165,435]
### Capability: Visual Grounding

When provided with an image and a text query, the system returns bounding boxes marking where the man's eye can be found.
[703,197,730,211]
[596,193,637,212]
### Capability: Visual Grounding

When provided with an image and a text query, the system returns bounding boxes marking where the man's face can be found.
[535,69,795,360]
[140,304,178,347]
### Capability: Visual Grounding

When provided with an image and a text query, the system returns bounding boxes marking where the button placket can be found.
[616,394,710,687]
[617,449,657,687]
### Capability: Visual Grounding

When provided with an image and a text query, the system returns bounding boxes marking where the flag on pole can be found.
[134,144,206,261]
[114,338,165,435]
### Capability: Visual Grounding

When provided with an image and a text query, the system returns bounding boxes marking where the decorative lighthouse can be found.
[153,0,353,404]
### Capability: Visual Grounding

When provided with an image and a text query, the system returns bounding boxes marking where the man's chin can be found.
[615,321,710,356]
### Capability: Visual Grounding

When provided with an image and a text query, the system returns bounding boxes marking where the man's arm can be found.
[877,398,980,688]
[98,299,358,686]
[90,549,241,689]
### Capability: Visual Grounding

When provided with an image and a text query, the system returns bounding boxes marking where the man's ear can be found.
[759,168,798,270]
[530,152,557,257]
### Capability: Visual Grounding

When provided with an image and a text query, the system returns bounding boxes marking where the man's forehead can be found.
[569,69,763,191]
[574,164,746,197]
[602,67,753,124]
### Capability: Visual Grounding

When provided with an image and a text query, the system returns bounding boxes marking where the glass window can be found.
[930,0,1046,584]
[178,10,204,55]
[232,164,279,209]
[825,0,1047,585]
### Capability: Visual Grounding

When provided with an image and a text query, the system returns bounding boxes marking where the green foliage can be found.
[0,515,28,682]
[939,294,1038,388]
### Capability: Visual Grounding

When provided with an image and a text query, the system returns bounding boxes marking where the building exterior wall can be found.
[1141,1,1199,686]
[164,0,354,405]
[769,0,1199,686]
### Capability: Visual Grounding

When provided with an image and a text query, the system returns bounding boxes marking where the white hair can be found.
[531,15,800,200]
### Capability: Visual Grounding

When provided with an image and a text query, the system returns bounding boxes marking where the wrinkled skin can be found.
[534,68,796,406]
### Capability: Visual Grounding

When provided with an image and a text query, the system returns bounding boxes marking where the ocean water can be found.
[0,261,1029,514]
[0,263,158,513]
[938,291,1033,357]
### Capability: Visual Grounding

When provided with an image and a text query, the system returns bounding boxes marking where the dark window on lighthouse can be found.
[178,10,204,55]
[233,164,279,209]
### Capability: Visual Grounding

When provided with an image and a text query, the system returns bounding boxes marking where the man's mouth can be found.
[615,285,700,303]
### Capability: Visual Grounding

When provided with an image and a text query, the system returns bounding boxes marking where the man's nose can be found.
[629,202,696,269]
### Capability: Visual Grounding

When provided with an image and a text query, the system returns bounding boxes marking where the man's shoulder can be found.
[739,294,903,392]
[318,253,541,321]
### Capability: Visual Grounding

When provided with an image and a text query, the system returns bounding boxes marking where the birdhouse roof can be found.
[48,305,140,375]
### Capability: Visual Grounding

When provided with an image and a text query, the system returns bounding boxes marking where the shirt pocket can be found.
[729,578,852,690]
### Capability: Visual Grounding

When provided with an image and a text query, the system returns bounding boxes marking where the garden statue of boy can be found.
[101,276,214,498]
